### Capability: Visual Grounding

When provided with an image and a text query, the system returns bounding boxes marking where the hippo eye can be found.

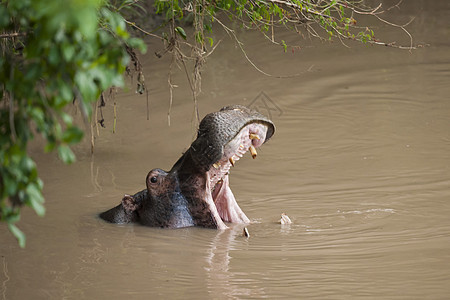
[150,176,158,183]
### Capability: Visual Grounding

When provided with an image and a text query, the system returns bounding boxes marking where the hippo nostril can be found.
[150,176,158,183]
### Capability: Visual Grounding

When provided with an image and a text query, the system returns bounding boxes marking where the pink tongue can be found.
[212,175,250,224]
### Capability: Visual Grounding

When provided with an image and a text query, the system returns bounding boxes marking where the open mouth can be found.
[206,122,269,226]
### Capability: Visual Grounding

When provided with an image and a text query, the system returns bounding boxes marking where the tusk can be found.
[249,145,257,159]
[229,157,235,167]
[249,133,260,140]
[243,227,250,238]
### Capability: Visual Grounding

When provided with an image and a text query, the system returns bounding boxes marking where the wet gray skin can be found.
[99,105,275,229]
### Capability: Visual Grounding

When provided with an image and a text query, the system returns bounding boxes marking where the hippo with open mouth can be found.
[100,105,275,229]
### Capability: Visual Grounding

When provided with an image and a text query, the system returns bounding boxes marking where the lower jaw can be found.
[211,175,250,224]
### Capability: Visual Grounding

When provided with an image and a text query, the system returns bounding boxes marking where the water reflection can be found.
[1,256,10,300]
[206,225,243,298]
[89,158,103,194]
[205,224,269,299]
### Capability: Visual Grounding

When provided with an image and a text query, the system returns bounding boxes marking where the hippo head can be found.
[99,105,275,229]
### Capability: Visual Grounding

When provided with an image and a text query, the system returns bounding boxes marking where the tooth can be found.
[249,133,260,140]
[243,227,250,238]
[249,145,257,159]
[229,157,235,167]
[213,162,220,169]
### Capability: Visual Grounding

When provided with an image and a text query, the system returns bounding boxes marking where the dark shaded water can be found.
[1,1,450,299]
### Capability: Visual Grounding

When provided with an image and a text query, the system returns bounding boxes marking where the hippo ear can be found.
[122,194,140,213]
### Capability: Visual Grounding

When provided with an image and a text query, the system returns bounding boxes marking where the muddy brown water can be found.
[1,1,450,299]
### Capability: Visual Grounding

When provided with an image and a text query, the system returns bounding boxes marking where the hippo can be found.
[99,105,275,229]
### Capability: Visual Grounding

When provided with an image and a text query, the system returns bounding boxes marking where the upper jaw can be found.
[188,105,275,174]
[208,122,269,188]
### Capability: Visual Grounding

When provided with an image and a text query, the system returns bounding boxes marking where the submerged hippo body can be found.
[100,105,275,229]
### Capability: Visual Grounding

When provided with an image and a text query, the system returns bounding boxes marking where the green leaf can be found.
[26,183,46,217]
[44,141,56,153]
[48,46,60,66]
[281,40,287,53]
[175,26,187,40]
[195,31,203,44]
[57,82,73,107]
[204,23,212,33]
[0,5,9,27]
[29,197,46,217]
[3,173,18,197]
[206,37,214,47]
[127,37,147,53]
[62,126,84,144]
[75,70,98,103]
[74,5,99,40]
[8,223,26,248]
[62,43,76,62]
[57,145,76,164]
[5,210,20,224]
[60,112,73,125]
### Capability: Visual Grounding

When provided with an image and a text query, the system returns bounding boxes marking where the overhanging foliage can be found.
[0,0,146,247]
